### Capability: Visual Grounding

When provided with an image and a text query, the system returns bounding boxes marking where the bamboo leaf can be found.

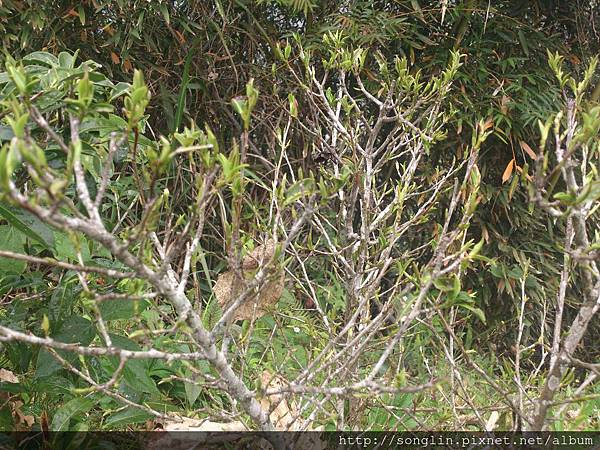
[502,159,514,184]
[519,141,537,160]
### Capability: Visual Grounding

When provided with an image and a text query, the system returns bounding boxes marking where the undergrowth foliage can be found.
[0,2,598,439]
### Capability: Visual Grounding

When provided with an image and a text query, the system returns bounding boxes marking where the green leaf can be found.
[58,52,77,69]
[77,5,86,25]
[107,335,160,396]
[433,276,453,292]
[104,408,153,428]
[184,380,202,408]
[553,191,576,205]
[0,125,14,141]
[173,39,199,132]
[22,52,59,67]
[468,239,484,259]
[49,280,77,330]
[283,179,314,207]
[0,146,18,189]
[459,304,487,324]
[53,231,91,263]
[288,93,298,118]
[34,376,74,396]
[98,298,149,321]
[0,405,14,429]
[158,3,170,24]
[231,97,248,124]
[51,397,95,431]
[410,0,425,21]
[0,202,54,249]
[35,316,96,378]
[0,225,26,273]
[517,30,529,56]
[0,382,27,394]
[109,82,131,102]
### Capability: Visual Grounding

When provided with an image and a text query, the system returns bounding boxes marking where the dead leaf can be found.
[123,58,133,73]
[0,368,18,383]
[242,239,276,269]
[18,413,35,428]
[485,410,500,431]
[258,371,327,449]
[481,118,494,132]
[40,410,49,437]
[12,401,34,429]
[103,24,115,36]
[492,79,505,97]
[502,159,514,183]
[441,0,447,24]
[162,416,247,431]
[110,51,120,64]
[500,95,511,115]
[214,240,284,322]
[214,271,285,322]
[481,226,489,243]
[260,371,297,430]
[515,164,532,182]
[150,414,324,450]
[174,30,185,45]
[146,416,247,450]
[338,15,352,28]
[519,140,537,160]
[498,279,505,293]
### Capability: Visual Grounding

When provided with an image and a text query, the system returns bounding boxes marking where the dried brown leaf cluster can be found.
[0,369,34,430]
[149,371,326,449]
[260,370,298,430]
[214,240,285,321]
